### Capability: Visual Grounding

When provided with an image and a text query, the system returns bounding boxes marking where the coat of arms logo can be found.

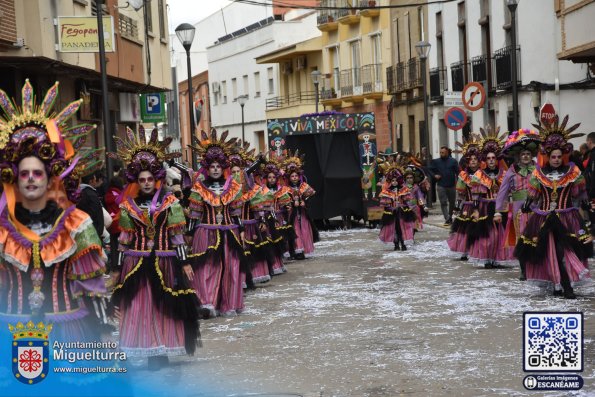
[9,321,52,385]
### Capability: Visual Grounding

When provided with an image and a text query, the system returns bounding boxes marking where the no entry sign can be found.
[540,103,556,126]
[462,82,486,112]
[444,107,467,131]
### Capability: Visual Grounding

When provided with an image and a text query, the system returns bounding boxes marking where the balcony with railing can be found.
[337,0,360,25]
[320,73,342,106]
[450,60,469,92]
[340,68,363,101]
[386,62,406,94]
[361,63,383,99]
[471,54,489,85]
[266,91,317,110]
[429,67,447,102]
[492,45,521,90]
[317,9,339,32]
[406,58,422,90]
[358,0,380,17]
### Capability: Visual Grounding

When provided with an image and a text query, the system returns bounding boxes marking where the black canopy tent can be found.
[267,112,376,221]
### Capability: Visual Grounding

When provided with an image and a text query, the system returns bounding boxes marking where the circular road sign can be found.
[444,107,467,131]
[462,82,486,112]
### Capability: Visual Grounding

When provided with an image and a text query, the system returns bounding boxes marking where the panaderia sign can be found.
[57,17,115,53]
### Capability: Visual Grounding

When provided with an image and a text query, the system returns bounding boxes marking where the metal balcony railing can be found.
[340,68,362,97]
[450,60,469,91]
[406,58,422,89]
[471,54,489,84]
[361,63,383,94]
[493,45,521,90]
[429,67,447,102]
[320,73,340,100]
[265,91,317,110]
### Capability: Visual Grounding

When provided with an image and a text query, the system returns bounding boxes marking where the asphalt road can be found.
[130,215,595,397]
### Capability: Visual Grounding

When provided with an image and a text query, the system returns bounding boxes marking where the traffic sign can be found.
[540,103,556,126]
[444,107,467,131]
[141,93,166,123]
[462,82,486,111]
[444,91,463,107]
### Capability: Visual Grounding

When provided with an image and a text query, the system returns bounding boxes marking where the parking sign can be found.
[141,93,166,122]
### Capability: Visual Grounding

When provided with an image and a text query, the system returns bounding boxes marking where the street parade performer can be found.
[109,126,200,369]
[514,116,592,299]
[495,128,542,280]
[228,140,270,286]
[283,150,318,260]
[465,126,513,268]
[403,155,429,232]
[377,158,416,251]
[0,80,108,342]
[258,154,293,270]
[187,129,246,318]
[448,134,482,261]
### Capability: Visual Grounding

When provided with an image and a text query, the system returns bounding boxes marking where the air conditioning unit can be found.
[282,61,293,75]
[296,56,307,71]
[212,82,220,93]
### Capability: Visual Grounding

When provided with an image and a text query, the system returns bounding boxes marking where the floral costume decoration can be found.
[109,126,200,356]
[0,80,108,343]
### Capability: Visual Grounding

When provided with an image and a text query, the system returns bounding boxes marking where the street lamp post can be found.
[238,95,248,143]
[175,23,196,168]
[507,0,519,131]
[96,0,114,178]
[415,40,431,168]
[311,70,321,113]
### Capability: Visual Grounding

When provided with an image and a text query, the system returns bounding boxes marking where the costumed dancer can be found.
[229,141,270,286]
[495,129,542,280]
[187,129,246,317]
[514,116,592,299]
[0,80,108,342]
[465,127,513,268]
[448,135,482,260]
[109,127,200,370]
[258,155,293,270]
[283,151,319,260]
[377,159,416,251]
[403,156,429,231]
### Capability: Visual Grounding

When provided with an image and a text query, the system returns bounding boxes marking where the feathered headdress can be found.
[401,153,426,184]
[282,149,306,175]
[259,152,283,179]
[0,79,96,240]
[0,80,95,184]
[478,126,507,160]
[502,128,541,155]
[108,126,180,182]
[229,139,257,169]
[188,129,237,169]
[377,156,404,184]
[532,115,582,155]
[454,133,482,159]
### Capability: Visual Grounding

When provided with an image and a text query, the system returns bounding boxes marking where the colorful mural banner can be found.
[267,112,378,198]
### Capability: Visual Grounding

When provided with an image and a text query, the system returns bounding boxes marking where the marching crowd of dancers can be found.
[377,116,593,300]
[0,81,592,374]
[0,82,319,370]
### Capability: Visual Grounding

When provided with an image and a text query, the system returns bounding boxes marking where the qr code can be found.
[524,312,583,372]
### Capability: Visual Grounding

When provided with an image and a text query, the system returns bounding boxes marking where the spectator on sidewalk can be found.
[77,170,105,237]
[429,146,459,226]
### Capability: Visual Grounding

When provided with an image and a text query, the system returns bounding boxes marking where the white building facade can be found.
[426,0,595,158]
[207,12,320,151]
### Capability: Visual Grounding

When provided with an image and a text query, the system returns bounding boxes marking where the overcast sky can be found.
[167,0,234,33]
